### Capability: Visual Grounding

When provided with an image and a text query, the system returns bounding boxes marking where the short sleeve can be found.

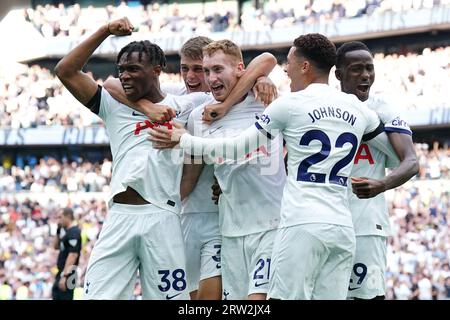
[371,96,412,136]
[65,228,81,253]
[367,131,400,167]
[362,107,384,141]
[173,100,195,126]
[98,87,121,122]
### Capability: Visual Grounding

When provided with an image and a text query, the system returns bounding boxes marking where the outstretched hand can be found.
[147,121,188,149]
[107,17,134,36]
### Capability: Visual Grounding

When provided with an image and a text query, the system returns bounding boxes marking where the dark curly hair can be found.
[116,40,167,69]
[336,41,371,69]
[293,33,336,74]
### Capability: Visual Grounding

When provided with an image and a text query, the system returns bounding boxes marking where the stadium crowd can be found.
[22,0,450,37]
[0,157,112,193]
[385,179,450,299]
[0,197,107,300]
[0,45,449,129]
[0,145,448,196]
[0,143,448,299]
[0,1,449,300]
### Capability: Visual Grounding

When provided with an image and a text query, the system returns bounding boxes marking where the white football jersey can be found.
[160,80,219,215]
[203,94,286,237]
[160,82,214,117]
[349,95,412,237]
[161,82,187,96]
[255,84,385,228]
[98,88,206,213]
[181,102,219,215]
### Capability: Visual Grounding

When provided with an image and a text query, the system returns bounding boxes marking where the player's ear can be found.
[236,62,245,78]
[300,60,309,74]
[153,65,162,76]
[335,68,342,81]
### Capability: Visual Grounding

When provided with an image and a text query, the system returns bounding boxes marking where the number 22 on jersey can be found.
[297,129,358,186]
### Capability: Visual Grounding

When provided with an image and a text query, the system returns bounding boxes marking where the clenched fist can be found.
[107,17,134,36]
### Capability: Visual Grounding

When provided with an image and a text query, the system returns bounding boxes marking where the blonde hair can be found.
[202,40,243,64]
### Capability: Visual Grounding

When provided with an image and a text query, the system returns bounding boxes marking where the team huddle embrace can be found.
[54,17,418,300]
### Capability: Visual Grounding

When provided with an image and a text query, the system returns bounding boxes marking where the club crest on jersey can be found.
[255,114,270,124]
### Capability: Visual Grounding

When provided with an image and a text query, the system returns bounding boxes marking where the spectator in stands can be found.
[20,0,446,36]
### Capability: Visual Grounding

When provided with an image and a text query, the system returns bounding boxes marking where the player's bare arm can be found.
[54,17,133,106]
[180,162,205,200]
[352,132,419,199]
[202,52,277,123]
[103,76,176,123]
[54,228,60,250]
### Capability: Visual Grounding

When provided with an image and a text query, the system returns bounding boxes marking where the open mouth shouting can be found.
[356,83,370,96]
[122,83,134,93]
[186,82,202,92]
[210,83,224,96]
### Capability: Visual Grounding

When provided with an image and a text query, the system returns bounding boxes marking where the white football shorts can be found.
[268,223,355,300]
[181,212,221,293]
[221,229,276,300]
[347,235,387,299]
[84,203,189,300]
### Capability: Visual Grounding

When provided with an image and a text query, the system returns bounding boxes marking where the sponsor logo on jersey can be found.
[391,117,408,128]
[255,281,269,287]
[132,111,144,117]
[354,144,374,165]
[166,293,181,300]
[134,120,173,135]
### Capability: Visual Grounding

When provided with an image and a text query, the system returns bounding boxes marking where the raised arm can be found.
[202,52,277,122]
[103,76,176,123]
[54,18,134,107]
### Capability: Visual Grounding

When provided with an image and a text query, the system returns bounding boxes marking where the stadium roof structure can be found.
[1,5,449,63]
[0,9,46,62]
